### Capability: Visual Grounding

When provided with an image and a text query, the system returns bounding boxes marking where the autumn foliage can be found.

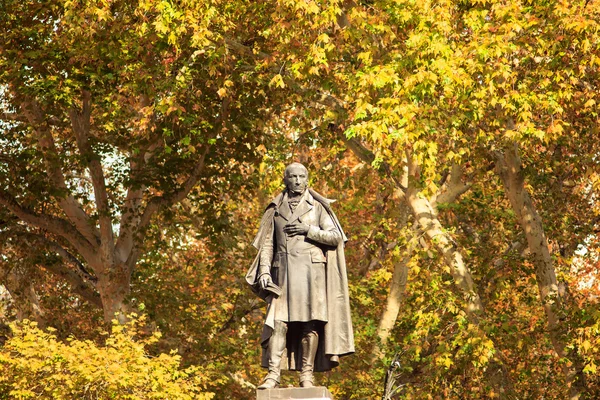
[2,0,600,399]
[0,315,214,400]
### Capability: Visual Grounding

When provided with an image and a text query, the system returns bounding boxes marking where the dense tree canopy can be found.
[1,0,600,399]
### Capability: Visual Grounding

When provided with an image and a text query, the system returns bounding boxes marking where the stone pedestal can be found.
[256,386,333,400]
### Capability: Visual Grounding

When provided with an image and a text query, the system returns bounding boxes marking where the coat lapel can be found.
[277,192,291,221]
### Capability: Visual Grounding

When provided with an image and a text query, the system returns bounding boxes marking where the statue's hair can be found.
[284,162,308,178]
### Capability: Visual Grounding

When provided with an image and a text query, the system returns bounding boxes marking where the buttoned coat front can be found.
[257,190,342,323]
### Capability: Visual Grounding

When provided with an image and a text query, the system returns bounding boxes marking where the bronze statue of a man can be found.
[246,162,354,389]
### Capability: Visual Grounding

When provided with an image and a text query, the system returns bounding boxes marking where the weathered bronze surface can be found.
[246,163,354,389]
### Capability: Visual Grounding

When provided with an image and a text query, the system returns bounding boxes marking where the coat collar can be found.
[269,189,313,222]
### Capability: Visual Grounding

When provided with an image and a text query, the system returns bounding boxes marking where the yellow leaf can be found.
[443,357,453,368]
[269,74,285,88]
[583,362,597,375]
[582,339,591,351]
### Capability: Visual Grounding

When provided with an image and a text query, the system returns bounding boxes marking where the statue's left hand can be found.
[259,274,272,290]
[283,222,310,236]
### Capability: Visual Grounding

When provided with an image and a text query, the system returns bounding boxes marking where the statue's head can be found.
[284,162,308,195]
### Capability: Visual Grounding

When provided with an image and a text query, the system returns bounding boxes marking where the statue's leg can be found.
[300,321,318,388]
[258,320,288,389]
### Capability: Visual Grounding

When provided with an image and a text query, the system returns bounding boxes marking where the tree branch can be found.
[219,296,262,333]
[43,238,97,283]
[138,144,210,232]
[136,96,229,237]
[0,110,21,122]
[405,150,483,315]
[219,36,347,113]
[0,230,102,309]
[40,259,103,308]
[39,247,103,309]
[115,182,144,264]
[434,164,472,207]
[338,133,408,192]
[0,190,98,265]
[68,90,115,263]
[0,261,46,325]
[19,97,100,247]
[223,38,270,59]
[114,136,163,263]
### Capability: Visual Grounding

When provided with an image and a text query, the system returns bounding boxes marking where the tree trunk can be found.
[2,268,46,327]
[96,263,132,324]
[495,142,584,399]
[406,157,483,314]
[343,137,482,349]
[0,92,214,326]
[371,194,413,362]
[406,191,483,313]
[372,256,410,361]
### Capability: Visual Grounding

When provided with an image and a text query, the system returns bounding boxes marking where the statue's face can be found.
[284,165,308,195]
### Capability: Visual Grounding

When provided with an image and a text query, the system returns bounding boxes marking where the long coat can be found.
[246,189,355,372]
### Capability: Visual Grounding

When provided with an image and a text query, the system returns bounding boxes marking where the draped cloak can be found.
[245,189,355,372]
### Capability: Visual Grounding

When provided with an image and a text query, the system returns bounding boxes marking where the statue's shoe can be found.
[257,378,279,390]
[300,379,314,388]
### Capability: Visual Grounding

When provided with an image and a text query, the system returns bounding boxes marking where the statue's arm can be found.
[306,205,343,247]
[258,228,273,278]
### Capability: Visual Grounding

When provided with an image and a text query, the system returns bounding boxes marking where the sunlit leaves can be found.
[2,0,600,398]
[0,316,215,399]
